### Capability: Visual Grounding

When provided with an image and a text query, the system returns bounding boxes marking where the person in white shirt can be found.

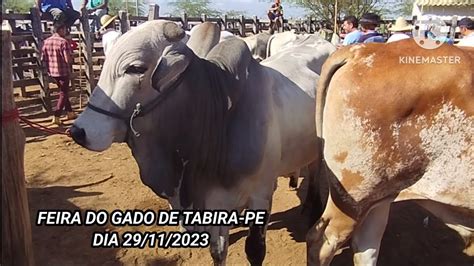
[99,14,121,57]
[456,17,474,47]
[387,17,413,43]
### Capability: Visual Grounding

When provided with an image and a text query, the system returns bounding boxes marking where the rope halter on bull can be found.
[86,24,189,139]
[87,68,187,139]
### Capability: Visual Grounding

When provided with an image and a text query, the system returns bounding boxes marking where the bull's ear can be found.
[151,44,191,92]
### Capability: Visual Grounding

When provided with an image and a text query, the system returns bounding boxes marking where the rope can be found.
[2,108,71,137]
[2,108,20,125]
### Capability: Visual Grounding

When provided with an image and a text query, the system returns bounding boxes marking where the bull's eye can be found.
[125,65,147,74]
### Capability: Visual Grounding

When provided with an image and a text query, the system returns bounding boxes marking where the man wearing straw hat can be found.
[99,14,120,57]
[387,17,413,43]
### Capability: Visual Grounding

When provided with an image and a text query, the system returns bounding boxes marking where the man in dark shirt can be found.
[41,22,76,125]
[358,13,385,43]
[36,0,81,30]
[268,0,284,34]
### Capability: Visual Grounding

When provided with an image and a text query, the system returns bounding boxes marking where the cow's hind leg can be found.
[351,200,391,266]
[306,195,356,266]
[289,169,300,189]
[302,159,328,228]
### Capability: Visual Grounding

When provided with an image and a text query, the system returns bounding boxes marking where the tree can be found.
[286,0,387,29]
[2,0,34,13]
[108,0,148,16]
[224,10,247,18]
[395,0,414,17]
[168,0,221,17]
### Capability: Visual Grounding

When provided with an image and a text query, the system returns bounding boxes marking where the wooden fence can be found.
[2,5,428,116]
[2,28,35,266]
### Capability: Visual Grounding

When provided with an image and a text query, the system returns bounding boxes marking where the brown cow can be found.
[307,39,474,265]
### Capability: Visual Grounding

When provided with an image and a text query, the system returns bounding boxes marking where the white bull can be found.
[69,20,335,265]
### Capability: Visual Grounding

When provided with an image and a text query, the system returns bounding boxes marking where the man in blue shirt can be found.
[36,0,81,29]
[342,16,363,46]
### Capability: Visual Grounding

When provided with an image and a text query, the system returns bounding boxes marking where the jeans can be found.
[89,8,108,33]
[52,76,72,117]
[46,8,81,28]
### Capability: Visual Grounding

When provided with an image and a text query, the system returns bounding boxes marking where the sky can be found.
[71,0,309,19]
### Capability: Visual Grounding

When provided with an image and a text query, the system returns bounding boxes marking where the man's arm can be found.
[95,0,108,10]
[61,41,73,67]
[268,4,277,12]
[66,0,74,8]
[36,0,42,11]
[41,45,48,71]
[81,0,88,9]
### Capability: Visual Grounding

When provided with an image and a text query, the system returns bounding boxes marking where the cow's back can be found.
[320,40,473,211]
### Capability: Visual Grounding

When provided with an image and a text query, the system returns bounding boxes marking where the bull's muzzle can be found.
[69,125,86,147]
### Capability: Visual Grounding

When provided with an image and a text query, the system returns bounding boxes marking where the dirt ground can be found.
[21,115,473,266]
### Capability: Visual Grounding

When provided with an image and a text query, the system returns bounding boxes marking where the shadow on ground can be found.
[28,175,120,265]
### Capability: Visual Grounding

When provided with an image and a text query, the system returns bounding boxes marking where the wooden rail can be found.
[3,4,417,116]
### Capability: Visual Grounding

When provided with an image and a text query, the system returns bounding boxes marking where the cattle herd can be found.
[68,21,473,265]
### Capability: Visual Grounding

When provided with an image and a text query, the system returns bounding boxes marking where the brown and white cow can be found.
[307,39,473,265]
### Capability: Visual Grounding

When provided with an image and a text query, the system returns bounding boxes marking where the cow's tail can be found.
[302,48,352,225]
[315,48,350,139]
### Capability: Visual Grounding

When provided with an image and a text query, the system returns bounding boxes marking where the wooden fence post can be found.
[2,28,35,266]
[306,18,311,33]
[79,7,95,95]
[181,12,188,30]
[119,10,130,34]
[148,4,160,21]
[30,7,51,113]
[7,10,27,98]
[253,16,259,34]
[239,15,245,37]
[450,16,458,42]
[222,15,229,30]
[6,10,17,31]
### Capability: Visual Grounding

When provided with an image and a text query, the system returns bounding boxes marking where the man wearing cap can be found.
[341,16,363,46]
[357,13,385,43]
[456,17,474,47]
[387,17,413,43]
[99,14,120,57]
[81,0,109,33]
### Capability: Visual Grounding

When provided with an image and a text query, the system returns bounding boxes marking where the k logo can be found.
[412,15,450,50]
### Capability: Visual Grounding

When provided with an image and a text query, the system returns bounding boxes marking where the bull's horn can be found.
[163,22,185,42]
